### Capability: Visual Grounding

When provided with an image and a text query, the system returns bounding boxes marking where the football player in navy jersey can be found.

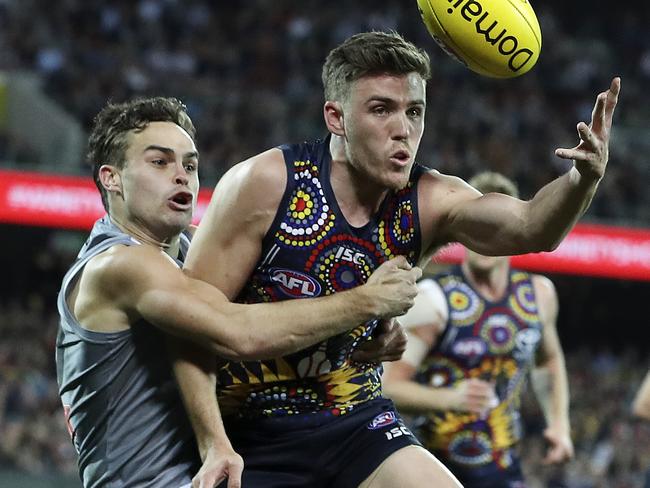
[179,31,618,488]
[383,172,574,488]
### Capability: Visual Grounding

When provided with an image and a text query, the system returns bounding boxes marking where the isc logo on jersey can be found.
[270,268,321,298]
[334,246,366,265]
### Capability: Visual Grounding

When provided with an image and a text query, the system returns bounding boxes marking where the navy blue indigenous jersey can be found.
[416,265,543,475]
[217,137,427,420]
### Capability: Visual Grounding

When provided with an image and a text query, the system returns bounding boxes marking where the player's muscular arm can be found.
[78,243,420,360]
[418,171,532,256]
[531,275,573,464]
[427,172,544,255]
[421,79,620,257]
[420,168,593,257]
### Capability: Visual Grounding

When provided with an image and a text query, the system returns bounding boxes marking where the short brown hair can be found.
[322,31,431,102]
[468,171,519,198]
[88,97,196,211]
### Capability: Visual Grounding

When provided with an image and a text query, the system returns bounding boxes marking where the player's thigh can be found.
[358,445,463,488]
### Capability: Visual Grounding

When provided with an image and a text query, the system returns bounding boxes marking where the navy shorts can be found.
[220,398,421,488]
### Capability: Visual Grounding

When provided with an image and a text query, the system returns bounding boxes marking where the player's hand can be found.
[542,426,574,465]
[364,256,422,318]
[351,318,407,363]
[450,378,498,415]
[192,444,244,488]
[555,77,620,181]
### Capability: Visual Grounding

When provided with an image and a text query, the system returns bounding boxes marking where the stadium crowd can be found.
[0,0,649,225]
[0,0,649,486]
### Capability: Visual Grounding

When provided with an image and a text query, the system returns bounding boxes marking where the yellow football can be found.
[417,0,542,78]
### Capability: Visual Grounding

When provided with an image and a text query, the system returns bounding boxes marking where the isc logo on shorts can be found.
[368,411,397,430]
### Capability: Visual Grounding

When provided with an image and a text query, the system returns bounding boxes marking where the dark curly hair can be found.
[88,97,196,211]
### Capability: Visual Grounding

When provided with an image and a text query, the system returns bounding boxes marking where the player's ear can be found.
[324,101,345,136]
[98,164,123,195]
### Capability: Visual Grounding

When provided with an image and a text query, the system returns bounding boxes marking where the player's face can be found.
[343,72,426,190]
[120,121,199,238]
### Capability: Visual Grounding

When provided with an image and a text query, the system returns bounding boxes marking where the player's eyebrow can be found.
[367,96,426,106]
[144,145,199,159]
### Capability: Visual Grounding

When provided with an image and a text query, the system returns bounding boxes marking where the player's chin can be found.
[164,212,193,233]
[382,169,411,191]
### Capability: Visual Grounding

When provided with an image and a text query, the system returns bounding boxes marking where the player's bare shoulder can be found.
[70,244,172,332]
[418,169,482,204]
[531,274,557,301]
[83,244,178,304]
[531,274,559,322]
[222,148,287,202]
[417,169,482,252]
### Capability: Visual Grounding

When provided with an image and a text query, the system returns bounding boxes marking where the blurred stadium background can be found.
[0,1,648,487]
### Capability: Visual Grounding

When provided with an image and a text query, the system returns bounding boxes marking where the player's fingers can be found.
[603,76,621,128]
[554,146,590,161]
[351,341,379,357]
[391,255,411,270]
[192,472,206,488]
[211,473,227,488]
[577,122,599,148]
[377,318,394,333]
[590,92,607,133]
[411,266,423,280]
[227,462,243,488]
[542,447,566,465]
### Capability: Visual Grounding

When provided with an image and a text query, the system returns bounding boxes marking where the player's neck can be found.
[462,259,510,301]
[110,215,182,258]
[329,142,388,226]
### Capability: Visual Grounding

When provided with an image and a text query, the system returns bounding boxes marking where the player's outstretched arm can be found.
[425,78,621,257]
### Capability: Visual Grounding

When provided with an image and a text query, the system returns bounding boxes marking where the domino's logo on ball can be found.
[417,0,542,78]
[368,411,398,430]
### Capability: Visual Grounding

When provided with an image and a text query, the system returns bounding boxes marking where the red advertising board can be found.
[1,169,649,281]
[0,169,211,229]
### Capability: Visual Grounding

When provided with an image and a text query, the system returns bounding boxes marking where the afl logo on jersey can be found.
[270,268,321,298]
[452,338,487,357]
[368,411,397,430]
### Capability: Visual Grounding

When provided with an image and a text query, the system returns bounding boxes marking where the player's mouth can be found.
[168,191,194,211]
[389,150,411,167]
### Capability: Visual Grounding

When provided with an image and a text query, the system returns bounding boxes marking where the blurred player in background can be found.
[633,371,650,421]
[176,30,617,488]
[383,172,574,488]
[55,96,422,488]
[632,370,650,488]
